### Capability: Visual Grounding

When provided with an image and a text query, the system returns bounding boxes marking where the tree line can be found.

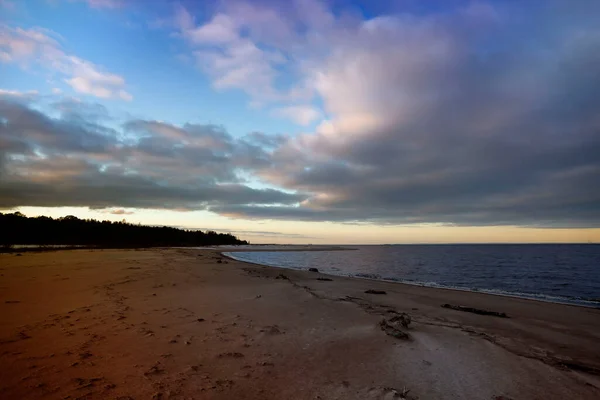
[0,212,248,248]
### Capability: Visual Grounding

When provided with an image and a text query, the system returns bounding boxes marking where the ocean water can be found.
[225,244,600,307]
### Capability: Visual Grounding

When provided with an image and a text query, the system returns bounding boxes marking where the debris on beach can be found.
[260,325,284,335]
[379,313,411,340]
[441,303,508,318]
[365,289,387,295]
[317,277,333,281]
[369,385,412,399]
[308,267,319,272]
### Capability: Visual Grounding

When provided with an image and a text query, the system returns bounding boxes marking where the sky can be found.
[1,0,599,244]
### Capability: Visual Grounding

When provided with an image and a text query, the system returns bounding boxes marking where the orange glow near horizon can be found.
[4,207,599,245]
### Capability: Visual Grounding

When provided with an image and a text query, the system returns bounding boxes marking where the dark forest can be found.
[0,212,248,248]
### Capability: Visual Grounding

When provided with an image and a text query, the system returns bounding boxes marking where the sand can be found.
[0,248,599,399]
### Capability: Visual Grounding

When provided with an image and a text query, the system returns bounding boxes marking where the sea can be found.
[224,244,600,308]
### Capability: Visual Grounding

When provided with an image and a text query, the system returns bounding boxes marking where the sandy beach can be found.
[0,248,599,399]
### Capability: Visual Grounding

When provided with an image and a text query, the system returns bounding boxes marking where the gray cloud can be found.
[231,2,600,228]
[105,209,134,215]
[0,95,305,210]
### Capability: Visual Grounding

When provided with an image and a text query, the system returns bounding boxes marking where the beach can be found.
[0,248,599,399]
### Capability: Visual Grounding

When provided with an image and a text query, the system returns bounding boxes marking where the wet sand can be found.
[0,248,599,399]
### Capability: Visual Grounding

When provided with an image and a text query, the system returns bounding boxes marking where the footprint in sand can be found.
[217,352,245,359]
[139,327,155,337]
[259,325,285,335]
[365,386,412,400]
[144,362,166,377]
[73,376,104,389]
[257,361,274,367]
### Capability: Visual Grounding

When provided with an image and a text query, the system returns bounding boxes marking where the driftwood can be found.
[365,289,387,295]
[379,313,411,340]
[441,303,508,318]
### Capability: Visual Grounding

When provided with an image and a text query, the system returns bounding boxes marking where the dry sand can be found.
[0,248,599,399]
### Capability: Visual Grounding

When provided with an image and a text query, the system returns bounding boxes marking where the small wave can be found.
[354,273,381,279]
[368,277,599,307]
[585,297,600,303]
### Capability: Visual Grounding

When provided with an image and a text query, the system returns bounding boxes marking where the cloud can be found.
[64,57,132,100]
[272,105,321,126]
[104,208,134,215]
[182,13,238,44]
[0,25,132,100]
[190,0,600,228]
[173,1,311,105]
[51,97,111,121]
[0,89,38,99]
[0,95,304,210]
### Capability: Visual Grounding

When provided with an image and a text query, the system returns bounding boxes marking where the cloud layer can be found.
[0,94,303,210]
[174,0,600,227]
